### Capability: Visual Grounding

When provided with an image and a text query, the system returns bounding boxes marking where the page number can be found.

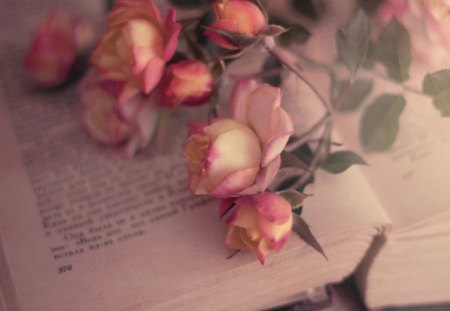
[58,264,73,274]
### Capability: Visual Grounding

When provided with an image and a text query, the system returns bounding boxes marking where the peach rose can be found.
[24,10,94,87]
[184,80,293,196]
[159,60,213,109]
[205,0,267,49]
[220,193,293,264]
[423,0,450,49]
[79,70,157,157]
[91,0,181,103]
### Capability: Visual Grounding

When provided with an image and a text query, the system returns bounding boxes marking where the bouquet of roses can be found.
[24,0,450,264]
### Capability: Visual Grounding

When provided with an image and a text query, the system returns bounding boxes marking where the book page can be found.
[333,76,450,229]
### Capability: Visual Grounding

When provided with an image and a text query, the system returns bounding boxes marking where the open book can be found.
[0,1,449,311]
[0,44,386,310]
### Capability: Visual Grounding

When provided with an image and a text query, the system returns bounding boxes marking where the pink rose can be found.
[159,60,213,109]
[220,192,293,264]
[24,10,94,87]
[423,0,450,49]
[184,80,293,196]
[205,0,267,49]
[91,0,181,103]
[79,70,158,157]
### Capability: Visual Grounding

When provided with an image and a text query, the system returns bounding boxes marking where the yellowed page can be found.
[333,73,450,229]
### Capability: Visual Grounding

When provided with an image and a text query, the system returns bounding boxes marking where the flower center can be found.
[185,134,210,175]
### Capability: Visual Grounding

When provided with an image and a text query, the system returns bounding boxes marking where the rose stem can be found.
[264,37,331,113]
[284,112,331,153]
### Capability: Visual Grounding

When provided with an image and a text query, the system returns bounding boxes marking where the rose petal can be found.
[237,155,281,195]
[261,132,292,167]
[228,204,259,228]
[246,84,281,143]
[205,124,261,190]
[256,238,272,264]
[164,8,181,61]
[237,193,291,225]
[209,167,259,196]
[273,232,290,252]
[225,226,250,251]
[258,217,292,246]
[117,79,141,103]
[141,57,165,93]
[230,79,258,124]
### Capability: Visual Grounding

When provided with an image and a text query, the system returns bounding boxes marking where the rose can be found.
[79,70,158,157]
[423,0,450,49]
[220,192,293,264]
[184,80,293,196]
[205,0,267,49]
[90,0,181,103]
[159,60,213,109]
[24,10,94,87]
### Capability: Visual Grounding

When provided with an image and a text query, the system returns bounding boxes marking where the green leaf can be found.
[360,94,406,152]
[336,9,371,74]
[333,78,373,112]
[280,24,311,46]
[279,190,309,209]
[262,55,282,87]
[321,151,368,174]
[260,24,288,37]
[276,176,300,192]
[206,28,256,48]
[280,151,310,171]
[290,143,313,166]
[423,69,450,117]
[292,215,328,260]
[375,18,411,82]
[362,40,376,69]
[292,206,303,216]
[268,16,311,46]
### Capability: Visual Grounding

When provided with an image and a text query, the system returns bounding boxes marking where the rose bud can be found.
[205,0,267,50]
[220,193,293,264]
[184,80,293,197]
[24,10,94,87]
[159,60,213,109]
[79,70,158,157]
[91,0,181,103]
